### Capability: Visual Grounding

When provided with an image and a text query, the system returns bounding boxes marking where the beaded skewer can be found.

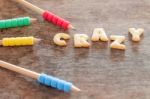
[14,0,75,30]
[0,17,36,29]
[0,60,80,92]
[0,36,40,46]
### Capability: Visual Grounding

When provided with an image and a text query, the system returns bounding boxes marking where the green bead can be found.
[11,19,18,27]
[17,18,24,27]
[0,17,31,29]
[23,17,30,25]
[5,20,12,28]
[0,20,6,28]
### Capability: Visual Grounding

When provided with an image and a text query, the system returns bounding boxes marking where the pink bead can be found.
[42,11,70,30]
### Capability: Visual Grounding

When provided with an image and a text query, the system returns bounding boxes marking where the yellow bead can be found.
[2,37,34,46]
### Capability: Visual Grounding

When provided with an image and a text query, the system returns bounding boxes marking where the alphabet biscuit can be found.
[91,28,109,42]
[53,33,70,46]
[74,34,90,48]
[128,28,144,41]
[110,35,126,50]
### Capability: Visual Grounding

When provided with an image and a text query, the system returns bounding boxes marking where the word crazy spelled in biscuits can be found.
[53,28,144,50]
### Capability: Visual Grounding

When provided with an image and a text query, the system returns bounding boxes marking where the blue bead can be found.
[50,78,58,88]
[64,82,72,92]
[57,80,64,90]
[37,73,72,92]
[44,76,52,86]
[38,73,45,83]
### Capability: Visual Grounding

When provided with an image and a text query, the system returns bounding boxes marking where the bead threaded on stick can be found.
[38,73,72,92]
[0,17,30,29]
[2,37,34,46]
[0,60,81,93]
[42,11,70,30]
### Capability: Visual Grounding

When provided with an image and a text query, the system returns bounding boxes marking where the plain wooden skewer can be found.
[15,0,44,14]
[14,0,75,29]
[0,60,80,92]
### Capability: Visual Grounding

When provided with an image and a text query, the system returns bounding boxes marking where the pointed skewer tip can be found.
[69,25,76,30]
[71,85,81,92]
[34,38,41,43]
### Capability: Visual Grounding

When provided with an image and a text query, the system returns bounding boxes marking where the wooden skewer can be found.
[33,38,41,44]
[15,0,44,14]
[68,24,76,30]
[0,60,39,79]
[14,0,75,29]
[0,37,41,46]
[0,60,80,92]
[30,18,37,23]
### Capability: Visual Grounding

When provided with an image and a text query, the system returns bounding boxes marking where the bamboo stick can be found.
[0,60,81,92]
[15,0,44,15]
[0,60,39,79]
[30,18,37,23]
[14,0,75,29]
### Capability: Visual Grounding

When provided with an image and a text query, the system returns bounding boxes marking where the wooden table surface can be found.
[0,0,150,99]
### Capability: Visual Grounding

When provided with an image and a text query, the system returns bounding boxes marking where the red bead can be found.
[52,16,59,24]
[56,19,63,26]
[42,11,70,30]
